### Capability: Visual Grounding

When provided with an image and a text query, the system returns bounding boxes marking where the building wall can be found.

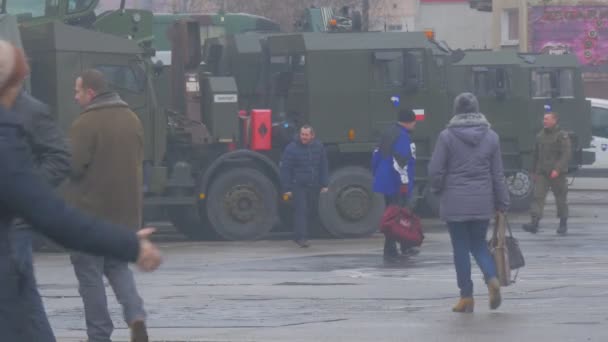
[491,0,527,51]
[491,0,608,99]
[418,0,492,49]
[368,0,417,32]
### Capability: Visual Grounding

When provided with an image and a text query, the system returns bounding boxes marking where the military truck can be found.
[194,29,595,226]
[0,1,595,242]
[446,49,594,210]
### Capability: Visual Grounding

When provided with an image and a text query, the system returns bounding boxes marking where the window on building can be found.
[96,65,144,93]
[387,24,403,32]
[501,9,519,45]
[531,69,574,99]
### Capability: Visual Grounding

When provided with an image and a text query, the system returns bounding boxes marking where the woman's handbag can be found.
[488,212,525,286]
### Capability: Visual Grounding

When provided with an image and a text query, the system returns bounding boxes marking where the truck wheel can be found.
[318,166,384,238]
[506,170,534,212]
[168,207,214,240]
[206,168,278,240]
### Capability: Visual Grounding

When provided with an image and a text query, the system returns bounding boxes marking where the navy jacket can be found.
[0,106,140,340]
[280,138,329,192]
[371,124,416,197]
[12,91,71,230]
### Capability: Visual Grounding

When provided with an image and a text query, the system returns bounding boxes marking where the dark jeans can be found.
[293,185,318,241]
[9,229,56,342]
[447,220,497,298]
[383,194,415,257]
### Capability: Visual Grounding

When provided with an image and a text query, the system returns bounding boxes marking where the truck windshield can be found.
[3,0,54,18]
[67,0,96,13]
[531,69,574,99]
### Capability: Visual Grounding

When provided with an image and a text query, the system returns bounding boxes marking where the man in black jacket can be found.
[280,125,329,247]
[9,90,71,342]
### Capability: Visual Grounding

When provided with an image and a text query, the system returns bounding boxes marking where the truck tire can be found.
[318,166,384,238]
[206,168,278,240]
[505,170,534,212]
[168,207,215,240]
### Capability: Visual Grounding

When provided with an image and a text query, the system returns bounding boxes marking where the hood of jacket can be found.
[83,91,129,113]
[447,112,491,146]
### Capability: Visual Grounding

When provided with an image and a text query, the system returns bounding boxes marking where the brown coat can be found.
[62,92,144,230]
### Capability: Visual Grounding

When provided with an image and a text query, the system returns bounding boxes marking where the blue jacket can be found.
[372,124,416,197]
[0,106,140,340]
[280,138,329,192]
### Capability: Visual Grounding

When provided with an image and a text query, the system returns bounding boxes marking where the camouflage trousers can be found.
[530,174,569,220]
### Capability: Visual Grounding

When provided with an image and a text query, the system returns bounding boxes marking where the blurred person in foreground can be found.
[0,40,161,341]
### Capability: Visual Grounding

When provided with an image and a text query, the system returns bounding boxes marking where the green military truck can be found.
[0,1,595,242]
[447,50,594,210]
[174,23,594,239]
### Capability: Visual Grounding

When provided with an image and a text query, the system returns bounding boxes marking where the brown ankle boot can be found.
[487,278,502,310]
[452,297,474,313]
[130,320,149,342]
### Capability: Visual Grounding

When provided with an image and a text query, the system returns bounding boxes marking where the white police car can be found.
[583,98,608,169]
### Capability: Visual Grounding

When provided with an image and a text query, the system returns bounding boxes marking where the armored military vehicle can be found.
[0,1,595,242]
[447,50,594,210]
[194,28,594,225]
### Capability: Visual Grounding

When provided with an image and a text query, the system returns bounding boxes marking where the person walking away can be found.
[8,87,71,341]
[428,93,510,313]
[523,110,571,235]
[372,108,418,262]
[0,39,161,342]
[64,69,149,342]
[280,125,329,248]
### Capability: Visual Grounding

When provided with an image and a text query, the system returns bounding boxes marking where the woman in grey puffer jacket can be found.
[428,93,510,313]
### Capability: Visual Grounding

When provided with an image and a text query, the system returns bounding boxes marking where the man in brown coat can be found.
[63,69,148,342]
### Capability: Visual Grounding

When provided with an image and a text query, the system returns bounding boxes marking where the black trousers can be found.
[383,194,414,256]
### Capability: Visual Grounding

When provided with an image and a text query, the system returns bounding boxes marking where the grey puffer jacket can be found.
[428,93,510,222]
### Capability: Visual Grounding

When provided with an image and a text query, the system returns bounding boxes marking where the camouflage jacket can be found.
[532,126,571,176]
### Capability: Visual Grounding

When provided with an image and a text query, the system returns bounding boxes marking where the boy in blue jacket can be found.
[372,109,418,261]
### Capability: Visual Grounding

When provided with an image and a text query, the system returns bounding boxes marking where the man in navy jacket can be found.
[280,125,329,247]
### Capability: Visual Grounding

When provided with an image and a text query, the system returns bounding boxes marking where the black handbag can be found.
[504,216,525,270]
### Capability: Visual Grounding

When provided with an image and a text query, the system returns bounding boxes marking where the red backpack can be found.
[380,205,424,246]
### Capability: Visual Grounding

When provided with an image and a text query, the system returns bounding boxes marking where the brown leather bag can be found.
[488,212,513,286]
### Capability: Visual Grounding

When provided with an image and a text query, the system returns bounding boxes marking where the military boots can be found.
[522,217,539,234]
[557,218,568,235]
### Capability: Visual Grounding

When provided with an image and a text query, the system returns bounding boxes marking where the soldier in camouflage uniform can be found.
[523,111,571,235]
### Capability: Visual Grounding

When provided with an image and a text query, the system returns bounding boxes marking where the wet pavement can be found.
[37,179,608,341]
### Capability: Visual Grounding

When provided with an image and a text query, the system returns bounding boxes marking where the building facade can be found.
[488,0,608,98]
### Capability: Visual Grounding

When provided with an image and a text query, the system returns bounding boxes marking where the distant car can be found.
[583,97,608,169]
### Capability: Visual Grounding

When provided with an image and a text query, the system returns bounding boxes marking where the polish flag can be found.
[414,109,425,121]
